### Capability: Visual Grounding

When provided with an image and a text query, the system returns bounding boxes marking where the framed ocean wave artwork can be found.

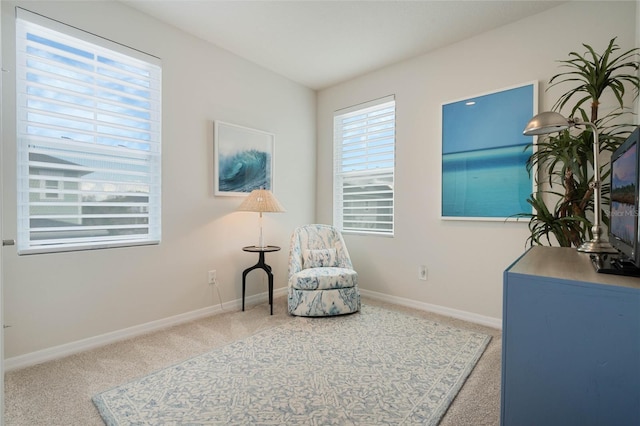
[441,81,537,221]
[214,121,274,196]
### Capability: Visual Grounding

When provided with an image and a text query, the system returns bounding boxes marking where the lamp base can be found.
[577,239,618,254]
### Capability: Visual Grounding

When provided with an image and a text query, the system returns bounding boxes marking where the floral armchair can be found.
[287,224,360,316]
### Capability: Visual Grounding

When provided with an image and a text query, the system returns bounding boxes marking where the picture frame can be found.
[441,81,538,221]
[214,121,275,196]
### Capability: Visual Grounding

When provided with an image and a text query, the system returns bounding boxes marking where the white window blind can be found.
[15,9,162,254]
[333,96,395,236]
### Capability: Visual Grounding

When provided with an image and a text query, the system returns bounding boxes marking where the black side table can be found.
[242,245,281,315]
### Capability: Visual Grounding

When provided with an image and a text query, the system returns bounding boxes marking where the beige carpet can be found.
[4,297,502,425]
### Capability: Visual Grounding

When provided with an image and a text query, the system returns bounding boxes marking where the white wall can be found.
[317,1,637,321]
[1,1,316,358]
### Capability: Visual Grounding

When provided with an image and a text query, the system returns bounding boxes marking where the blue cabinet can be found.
[502,247,640,426]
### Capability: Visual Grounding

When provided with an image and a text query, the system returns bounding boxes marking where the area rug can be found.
[93,305,491,425]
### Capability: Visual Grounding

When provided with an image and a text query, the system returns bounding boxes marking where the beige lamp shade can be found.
[237,189,285,248]
[237,189,285,213]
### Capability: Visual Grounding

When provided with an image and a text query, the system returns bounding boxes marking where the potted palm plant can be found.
[522,38,640,248]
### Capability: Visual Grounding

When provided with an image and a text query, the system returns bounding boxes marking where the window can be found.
[333,96,395,236]
[15,9,162,254]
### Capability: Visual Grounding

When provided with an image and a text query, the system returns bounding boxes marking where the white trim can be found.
[359,288,502,330]
[4,287,287,372]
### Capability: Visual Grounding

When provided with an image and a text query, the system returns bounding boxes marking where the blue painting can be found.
[441,82,536,219]
[214,121,274,196]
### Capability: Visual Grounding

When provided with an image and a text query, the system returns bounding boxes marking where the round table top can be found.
[242,245,281,253]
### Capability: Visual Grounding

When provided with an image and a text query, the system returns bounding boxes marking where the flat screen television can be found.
[593,126,640,276]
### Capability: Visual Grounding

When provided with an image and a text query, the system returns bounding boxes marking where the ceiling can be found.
[122,1,566,90]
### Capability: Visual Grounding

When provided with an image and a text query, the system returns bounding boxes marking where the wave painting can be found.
[218,149,271,193]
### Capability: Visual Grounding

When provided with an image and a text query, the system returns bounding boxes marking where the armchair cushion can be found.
[302,248,338,269]
[290,267,357,290]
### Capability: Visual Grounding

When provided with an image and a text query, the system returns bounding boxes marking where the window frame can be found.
[15,8,162,255]
[333,95,396,237]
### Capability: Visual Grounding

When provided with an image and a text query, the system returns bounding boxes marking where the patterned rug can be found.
[93,305,491,425]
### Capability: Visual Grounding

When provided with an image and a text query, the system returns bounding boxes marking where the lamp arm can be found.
[581,121,603,240]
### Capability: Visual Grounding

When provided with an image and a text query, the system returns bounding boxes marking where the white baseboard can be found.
[4,287,288,372]
[5,287,498,371]
[360,288,502,330]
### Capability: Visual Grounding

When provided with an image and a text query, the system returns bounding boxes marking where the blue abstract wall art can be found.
[214,121,274,196]
[441,82,537,220]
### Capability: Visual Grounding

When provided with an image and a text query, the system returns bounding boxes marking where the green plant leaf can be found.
[521,37,640,248]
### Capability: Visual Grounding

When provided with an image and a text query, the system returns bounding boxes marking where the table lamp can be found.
[523,111,616,254]
[237,189,285,248]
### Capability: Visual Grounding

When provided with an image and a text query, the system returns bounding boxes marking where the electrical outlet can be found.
[418,265,428,281]
[208,270,217,285]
